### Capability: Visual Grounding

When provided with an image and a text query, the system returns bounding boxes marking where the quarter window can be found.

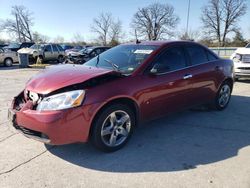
[207,50,218,61]
[153,47,187,74]
[186,45,208,65]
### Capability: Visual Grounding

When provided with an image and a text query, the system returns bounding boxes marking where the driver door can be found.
[139,46,193,120]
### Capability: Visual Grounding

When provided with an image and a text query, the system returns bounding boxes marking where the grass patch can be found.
[28,64,50,69]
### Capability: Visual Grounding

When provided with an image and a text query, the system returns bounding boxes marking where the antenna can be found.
[135,29,141,44]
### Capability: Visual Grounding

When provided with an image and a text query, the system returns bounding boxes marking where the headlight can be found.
[234,54,242,61]
[37,90,85,111]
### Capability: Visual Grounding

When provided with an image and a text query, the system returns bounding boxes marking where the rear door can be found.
[43,45,53,60]
[140,46,194,119]
[184,44,222,105]
[52,44,59,60]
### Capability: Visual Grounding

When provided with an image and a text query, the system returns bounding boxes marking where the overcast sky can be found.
[0,0,250,42]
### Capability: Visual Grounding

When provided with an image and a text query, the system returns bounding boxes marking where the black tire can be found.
[58,55,64,63]
[90,103,135,152]
[213,81,232,111]
[4,58,13,67]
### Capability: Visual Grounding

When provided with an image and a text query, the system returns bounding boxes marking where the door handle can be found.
[183,74,193,80]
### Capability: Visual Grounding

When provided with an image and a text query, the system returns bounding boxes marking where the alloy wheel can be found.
[101,110,131,147]
[218,84,231,108]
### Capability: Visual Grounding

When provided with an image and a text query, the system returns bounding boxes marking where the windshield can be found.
[5,43,21,48]
[30,44,45,50]
[84,44,159,74]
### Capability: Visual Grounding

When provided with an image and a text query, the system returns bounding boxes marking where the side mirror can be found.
[149,63,170,75]
[150,67,158,74]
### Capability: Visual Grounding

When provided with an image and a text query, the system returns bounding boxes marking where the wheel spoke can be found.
[101,126,113,136]
[109,133,117,146]
[119,114,130,125]
[110,112,117,125]
[119,127,128,137]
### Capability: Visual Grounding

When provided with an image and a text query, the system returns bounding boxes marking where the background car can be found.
[0,48,18,66]
[65,45,84,56]
[60,44,74,51]
[4,42,34,52]
[0,44,8,48]
[9,41,234,152]
[230,43,250,80]
[18,43,65,63]
[68,46,110,64]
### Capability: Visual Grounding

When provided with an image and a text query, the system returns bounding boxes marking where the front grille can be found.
[238,67,250,70]
[242,55,250,63]
[15,125,41,137]
[15,124,49,141]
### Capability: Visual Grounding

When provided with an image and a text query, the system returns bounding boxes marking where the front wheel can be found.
[90,104,135,152]
[214,81,232,110]
[4,58,13,67]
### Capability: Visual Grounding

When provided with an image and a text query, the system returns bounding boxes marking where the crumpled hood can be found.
[26,64,114,94]
[234,47,250,55]
[18,48,38,54]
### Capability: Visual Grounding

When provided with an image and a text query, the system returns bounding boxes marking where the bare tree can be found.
[1,5,34,42]
[178,28,201,41]
[33,31,50,43]
[109,19,122,45]
[71,33,86,45]
[91,13,113,45]
[131,3,179,40]
[201,0,247,47]
[53,36,65,43]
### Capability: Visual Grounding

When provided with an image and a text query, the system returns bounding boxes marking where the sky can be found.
[0,0,250,42]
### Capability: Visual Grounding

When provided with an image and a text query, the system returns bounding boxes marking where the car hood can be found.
[26,64,115,94]
[234,47,250,55]
[18,48,37,54]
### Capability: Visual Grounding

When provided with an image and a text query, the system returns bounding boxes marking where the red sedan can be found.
[8,41,234,152]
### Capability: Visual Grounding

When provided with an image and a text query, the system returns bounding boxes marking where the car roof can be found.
[122,40,201,47]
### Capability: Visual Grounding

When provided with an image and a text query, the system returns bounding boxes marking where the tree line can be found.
[0,0,249,47]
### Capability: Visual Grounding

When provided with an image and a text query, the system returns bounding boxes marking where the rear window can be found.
[186,45,208,65]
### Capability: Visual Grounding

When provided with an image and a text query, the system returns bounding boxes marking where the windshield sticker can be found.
[134,50,153,54]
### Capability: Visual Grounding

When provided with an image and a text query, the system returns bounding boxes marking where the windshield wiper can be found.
[104,58,119,71]
[95,55,100,66]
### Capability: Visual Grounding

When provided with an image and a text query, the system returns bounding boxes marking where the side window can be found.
[186,45,208,65]
[0,49,3,53]
[57,45,64,51]
[206,50,218,61]
[95,49,102,55]
[44,45,52,52]
[52,45,58,52]
[153,47,187,74]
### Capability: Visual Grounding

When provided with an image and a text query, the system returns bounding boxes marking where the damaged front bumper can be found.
[8,91,96,145]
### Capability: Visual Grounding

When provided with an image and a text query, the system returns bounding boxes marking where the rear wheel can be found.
[4,58,13,67]
[90,104,135,152]
[213,81,232,110]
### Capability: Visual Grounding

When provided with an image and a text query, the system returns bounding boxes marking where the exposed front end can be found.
[8,90,97,145]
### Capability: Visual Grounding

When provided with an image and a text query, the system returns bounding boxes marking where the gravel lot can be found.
[0,65,250,188]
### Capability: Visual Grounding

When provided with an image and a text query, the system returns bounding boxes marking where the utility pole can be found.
[186,0,191,38]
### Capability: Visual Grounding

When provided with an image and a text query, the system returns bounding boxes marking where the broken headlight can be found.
[37,90,85,111]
